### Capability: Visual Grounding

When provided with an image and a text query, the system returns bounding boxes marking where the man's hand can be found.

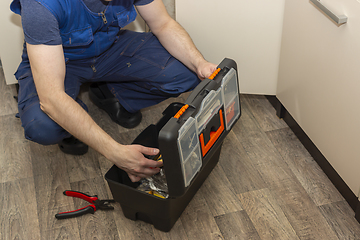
[196,60,218,80]
[109,144,163,182]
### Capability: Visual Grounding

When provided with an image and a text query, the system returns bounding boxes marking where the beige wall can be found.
[162,0,175,19]
[277,0,360,195]
[176,0,285,95]
[0,1,23,85]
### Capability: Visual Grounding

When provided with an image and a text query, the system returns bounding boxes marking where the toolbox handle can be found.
[174,104,189,119]
[208,68,221,80]
[199,109,224,157]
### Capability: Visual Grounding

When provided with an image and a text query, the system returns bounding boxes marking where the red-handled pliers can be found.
[55,190,115,219]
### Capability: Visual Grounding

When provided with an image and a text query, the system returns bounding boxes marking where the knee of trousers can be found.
[157,59,200,96]
[20,104,70,145]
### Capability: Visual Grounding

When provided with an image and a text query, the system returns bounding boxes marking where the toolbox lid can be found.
[158,58,241,197]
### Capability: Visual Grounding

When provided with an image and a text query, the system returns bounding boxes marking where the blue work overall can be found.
[10,0,200,145]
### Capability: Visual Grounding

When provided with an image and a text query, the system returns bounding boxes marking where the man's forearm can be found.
[137,0,217,79]
[152,19,206,73]
[40,90,119,159]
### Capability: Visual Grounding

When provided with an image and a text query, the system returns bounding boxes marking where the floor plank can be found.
[65,149,103,184]
[0,177,41,240]
[266,128,344,206]
[231,103,295,191]
[0,114,32,183]
[231,100,285,168]
[0,68,18,117]
[198,164,243,217]
[233,106,340,239]
[112,206,158,240]
[30,143,80,239]
[241,94,287,132]
[218,131,267,194]
[38,207,81,240]
[152,220,189,240]
[215,211,261,240]
[70,177,120,240]
[269,177,339,240]
[180,193,224,240]
[238,188,299,240]
[319,200,360,240]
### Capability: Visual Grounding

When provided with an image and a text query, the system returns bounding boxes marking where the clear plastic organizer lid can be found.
[181,143,202,187]
[224,95,240,130]
[196,87,223,133]
[221,68,240,130]
[177,117,199,163]
[177,117,202,186]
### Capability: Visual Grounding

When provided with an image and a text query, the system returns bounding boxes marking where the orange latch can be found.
[199,109,224,156]
[174,104,189,119]
[208,68,221,80]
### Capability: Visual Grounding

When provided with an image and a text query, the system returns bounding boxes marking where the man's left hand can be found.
[196,61,218,80]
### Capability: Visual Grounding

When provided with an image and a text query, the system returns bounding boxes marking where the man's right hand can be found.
[109,144,163,182]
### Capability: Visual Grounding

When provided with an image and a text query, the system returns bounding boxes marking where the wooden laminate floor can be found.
[1,66,360,239]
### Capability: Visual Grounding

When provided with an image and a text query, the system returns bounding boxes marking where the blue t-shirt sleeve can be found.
[20,0,153,46]
[134,0,154,6]
[20,0,62,45]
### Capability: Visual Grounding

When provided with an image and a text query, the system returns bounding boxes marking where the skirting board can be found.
[265,95,360,223]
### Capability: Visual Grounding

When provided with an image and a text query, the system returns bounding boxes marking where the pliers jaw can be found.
[55,190,115,219]
[94,199,116,211]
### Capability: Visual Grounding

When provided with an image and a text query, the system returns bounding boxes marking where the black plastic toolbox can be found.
[105,58,241,232]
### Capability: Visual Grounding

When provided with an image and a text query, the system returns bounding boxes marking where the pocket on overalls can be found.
[121,32,171,69]
[116,5,137,28]
[61,26,94,55]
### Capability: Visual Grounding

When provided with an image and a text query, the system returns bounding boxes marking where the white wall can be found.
[277,0,360,195]
[0,1,23,85]
[176,0,285,95]
[162,0,175,19]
